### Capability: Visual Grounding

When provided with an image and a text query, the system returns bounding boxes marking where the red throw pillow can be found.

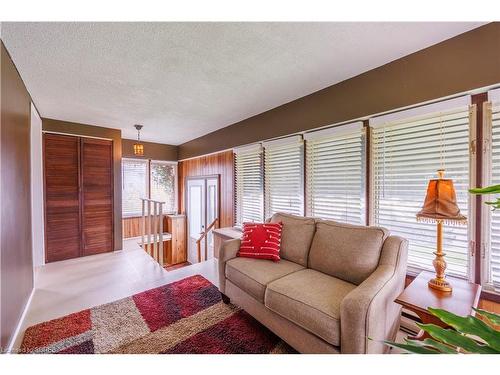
[238,222,283,262]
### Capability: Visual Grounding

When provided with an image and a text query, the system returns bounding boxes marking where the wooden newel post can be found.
[158,203,164,266]
[141,199,145,250]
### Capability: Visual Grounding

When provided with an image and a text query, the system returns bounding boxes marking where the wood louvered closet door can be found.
[44,134,81,262]
[44,134,114,263]
[81,138,113,255]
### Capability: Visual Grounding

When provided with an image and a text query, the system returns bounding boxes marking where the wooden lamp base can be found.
[428,277,452,292]
[428,221,452,293]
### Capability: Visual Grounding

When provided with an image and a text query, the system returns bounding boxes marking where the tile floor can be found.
[12,239,218,351]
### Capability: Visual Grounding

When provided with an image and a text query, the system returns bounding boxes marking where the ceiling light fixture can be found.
[133,124,144,156]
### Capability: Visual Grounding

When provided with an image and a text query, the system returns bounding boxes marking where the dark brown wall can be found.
[122,139,178,161]
[1,42,33,350]
[42,118,123,250]
[178,150,234,228]
[178,22,500,159]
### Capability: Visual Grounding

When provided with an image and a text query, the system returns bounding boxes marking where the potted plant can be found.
[469,184,500,209]
[385,308,500,353]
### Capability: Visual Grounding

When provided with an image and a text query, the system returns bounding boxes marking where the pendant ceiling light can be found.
[133,124,144,156]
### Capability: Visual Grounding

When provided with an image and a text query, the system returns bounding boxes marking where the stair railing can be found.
[196,218,219,263]
[140,198,165,266]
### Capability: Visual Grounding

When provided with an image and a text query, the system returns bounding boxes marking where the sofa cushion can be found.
[265,269,356,346]
[308,220,389,285]
[269,212,316,266]
[225,257,304,302]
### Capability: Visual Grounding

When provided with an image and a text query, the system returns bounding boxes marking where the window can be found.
[264,136,304,218]
[122,158,149,217]
[150,161,177,214]
[305,122,366,224]
[122,158,177,217]
[484,89,500,292]
[371,97,472,277]
[234,145,264,225]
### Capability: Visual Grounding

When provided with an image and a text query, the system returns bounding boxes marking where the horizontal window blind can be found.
[488,102,500,290]
[372,107,471,277]
[150,161,177,214]
[264,136,304,218]
[305,123,366,224]
[122,158,148,217]
[234,145,264,224]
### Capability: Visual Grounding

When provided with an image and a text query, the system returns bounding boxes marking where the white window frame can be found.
[122,158,178,218]
[481,87,500,293]
[122,157,150,218]
[304,122,366,225]
[234,144,264,226]
[150,160,178,215]
[369,96,476,280]
[263,135,305,218]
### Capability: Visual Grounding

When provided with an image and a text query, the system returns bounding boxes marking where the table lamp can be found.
[416,169,467,292]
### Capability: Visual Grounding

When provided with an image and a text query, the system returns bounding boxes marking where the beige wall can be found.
[42,118,123,251]
[1,41,33,350]
[178,22,500,159]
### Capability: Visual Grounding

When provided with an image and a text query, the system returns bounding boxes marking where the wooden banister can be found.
[140,198,165,267]
[196,218,218,263]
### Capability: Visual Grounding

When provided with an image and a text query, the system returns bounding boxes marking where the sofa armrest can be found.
[218,238,241,294]
[340,235,408,354]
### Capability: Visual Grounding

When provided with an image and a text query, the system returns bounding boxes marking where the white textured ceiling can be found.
[1,22,486,145]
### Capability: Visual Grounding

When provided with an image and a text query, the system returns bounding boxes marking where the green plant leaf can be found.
[469,185,500,194]
[383,340,440,354]
[485,198,500,209]
[417,323,499,354]
[402,337,458,354]
[473,308,500,325]
[420,338,459,354]
[428,308,500,352]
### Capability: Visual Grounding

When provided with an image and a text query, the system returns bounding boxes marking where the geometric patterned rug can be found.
[20,275,296,354]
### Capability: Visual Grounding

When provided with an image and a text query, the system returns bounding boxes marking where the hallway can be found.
[12,239,218,351]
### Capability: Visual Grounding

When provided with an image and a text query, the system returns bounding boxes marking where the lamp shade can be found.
[133,142,144,156]
[416,170,466,224]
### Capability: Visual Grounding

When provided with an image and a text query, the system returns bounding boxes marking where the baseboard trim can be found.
[6,287,35,354]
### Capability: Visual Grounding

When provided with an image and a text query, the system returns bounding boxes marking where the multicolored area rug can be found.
[20,275,295,354]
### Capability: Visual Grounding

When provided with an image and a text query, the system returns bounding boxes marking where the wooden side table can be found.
[395,271,481,340]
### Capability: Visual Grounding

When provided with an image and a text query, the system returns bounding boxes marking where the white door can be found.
[206,177,218,260]
[186,177,219,263]
[187,179,206,264]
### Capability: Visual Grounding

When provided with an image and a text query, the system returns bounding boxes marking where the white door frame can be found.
[185,175,220,263]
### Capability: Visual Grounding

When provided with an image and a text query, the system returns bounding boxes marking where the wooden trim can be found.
[42,130,113,141]
[43,134,48,263]
[110,139,115,251]
[78,137,84,257]
[472,93,488,284]
[363,120,371,226]
[178,147,234,162]
[481,290,500,304]
[303,137,308,216]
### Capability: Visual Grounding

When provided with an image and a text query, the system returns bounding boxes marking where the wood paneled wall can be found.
[123,217,142,238]
[178,150,234,228]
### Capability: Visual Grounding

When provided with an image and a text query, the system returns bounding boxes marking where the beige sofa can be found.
[218,212,408,354]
